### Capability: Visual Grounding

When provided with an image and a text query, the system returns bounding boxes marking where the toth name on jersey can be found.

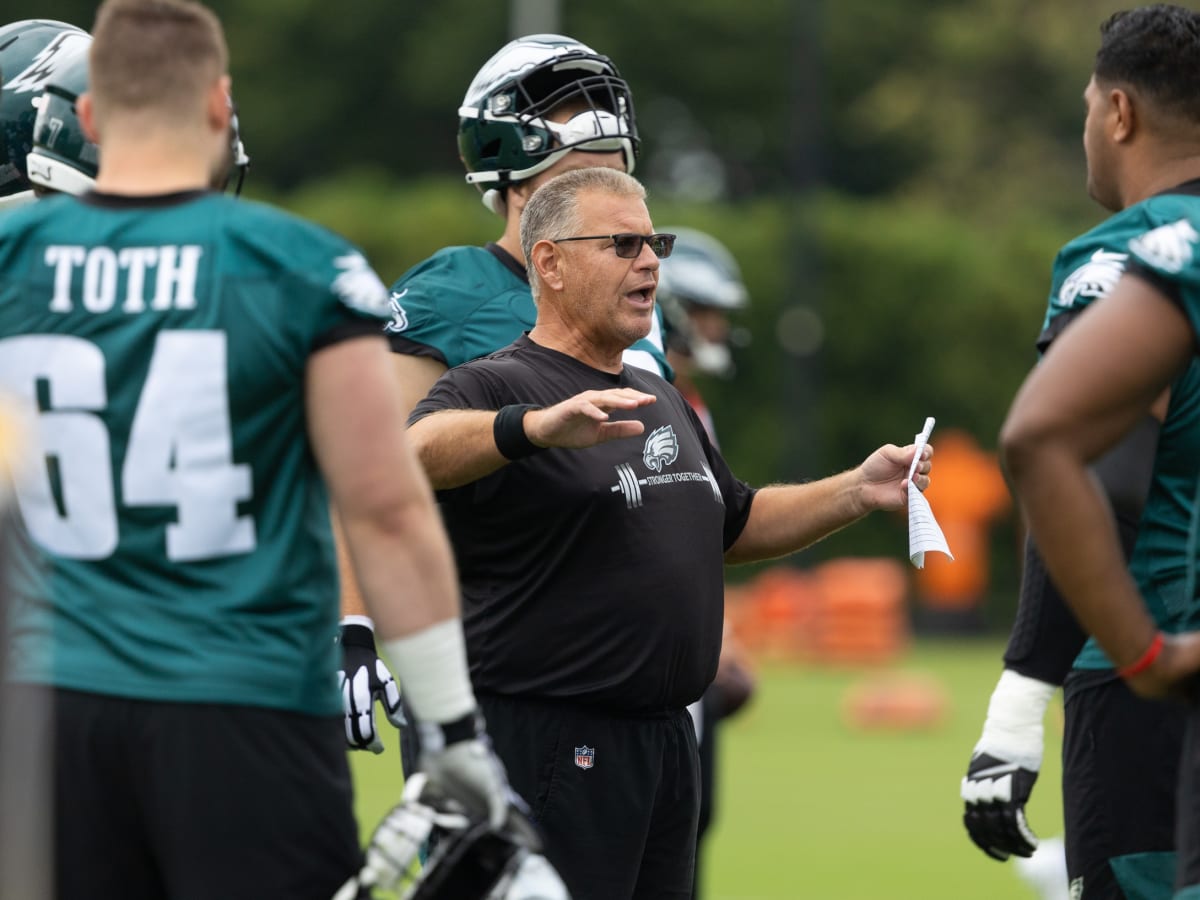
[42,243,203,313]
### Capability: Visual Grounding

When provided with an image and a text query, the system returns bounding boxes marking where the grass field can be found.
[349,637,1063,899]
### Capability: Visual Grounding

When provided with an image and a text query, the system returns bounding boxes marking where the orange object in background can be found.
[915,429,1010,614]
[841,672,949,731]
[730,557,908,666]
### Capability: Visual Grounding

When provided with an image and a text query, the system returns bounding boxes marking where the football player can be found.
[961,6,1200,897]
[0,1,512,895]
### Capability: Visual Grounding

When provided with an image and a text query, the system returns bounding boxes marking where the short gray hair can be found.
[521,168,647,300]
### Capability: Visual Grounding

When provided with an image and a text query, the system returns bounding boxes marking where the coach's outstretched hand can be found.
[524,387,657,449]
[337,618,406,753]
[419,710,514,830]
[960,669,1056,861]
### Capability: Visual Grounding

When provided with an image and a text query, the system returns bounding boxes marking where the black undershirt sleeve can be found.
[1003,414,1160,683]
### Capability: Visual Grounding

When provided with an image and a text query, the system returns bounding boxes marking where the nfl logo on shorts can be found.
[574,746,595,770]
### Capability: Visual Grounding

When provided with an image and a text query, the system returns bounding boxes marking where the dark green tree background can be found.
[7,0,1137,610]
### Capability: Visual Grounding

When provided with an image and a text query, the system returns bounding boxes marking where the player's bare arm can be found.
[307,335,460,637]
[392,353,448,419]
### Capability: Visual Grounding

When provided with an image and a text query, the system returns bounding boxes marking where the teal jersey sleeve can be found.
[385,245,537,368]
[386,243,674,380]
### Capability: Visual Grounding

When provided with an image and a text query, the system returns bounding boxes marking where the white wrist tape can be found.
[973,669,1056,771]
[383,619,476,724]
[340,614,375,631]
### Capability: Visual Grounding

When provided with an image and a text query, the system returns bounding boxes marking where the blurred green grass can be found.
[349,637,1062,900]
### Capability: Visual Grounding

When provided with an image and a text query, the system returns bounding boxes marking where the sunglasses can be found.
[551,232,676,259]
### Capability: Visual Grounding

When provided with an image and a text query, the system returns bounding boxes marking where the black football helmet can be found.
[334,774,569,900]
[0,19,90,207]
[657,227,749,377]
[458,34,638,216]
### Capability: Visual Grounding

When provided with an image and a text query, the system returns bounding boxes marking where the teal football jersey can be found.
[0,190,393,714]
[384,242,674,379]
[1044,186,1200,668]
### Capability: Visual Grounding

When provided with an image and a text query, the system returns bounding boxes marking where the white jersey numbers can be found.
[0,330,256,562]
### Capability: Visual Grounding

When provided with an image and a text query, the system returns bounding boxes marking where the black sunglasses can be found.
[551,232,676,259]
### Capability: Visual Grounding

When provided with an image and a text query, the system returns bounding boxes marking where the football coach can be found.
[406,166,932,900]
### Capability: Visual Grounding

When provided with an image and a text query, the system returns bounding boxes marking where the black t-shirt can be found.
[411,335,756,713]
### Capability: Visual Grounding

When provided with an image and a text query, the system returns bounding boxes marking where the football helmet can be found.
[656,227,749,377]
[458,34,638,216]
[26,35,95,197]
[0,19,90,207]
[334,774,569,900]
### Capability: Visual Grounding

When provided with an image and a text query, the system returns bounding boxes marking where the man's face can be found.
[1083,76,1121,211]
[556,189,659,354]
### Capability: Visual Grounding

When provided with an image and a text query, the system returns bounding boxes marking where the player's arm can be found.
[1002,273,1200,697]
[332,352,450,752]
[723,442,930,564]
[393,353,448,418]
[307,334,509,826]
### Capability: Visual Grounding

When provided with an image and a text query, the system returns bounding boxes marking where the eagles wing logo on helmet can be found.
[1130,219,1199,275]
[643,425,679,473]
[2,29,88,94]
[1057,249,1127,308]
[332,253,390,317]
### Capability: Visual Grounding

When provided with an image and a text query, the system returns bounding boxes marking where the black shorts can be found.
[7,686,363,900]
[1062,669,1181,899]
[478,693,700,900]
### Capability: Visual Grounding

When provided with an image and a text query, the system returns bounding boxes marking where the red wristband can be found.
[1117,631,1165,679]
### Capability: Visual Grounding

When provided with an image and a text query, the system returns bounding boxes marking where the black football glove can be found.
[337,619,406,753]
[961,751,1040,861]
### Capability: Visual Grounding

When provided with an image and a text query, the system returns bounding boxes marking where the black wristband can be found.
[493,403,543,460]
[439,709,485,745]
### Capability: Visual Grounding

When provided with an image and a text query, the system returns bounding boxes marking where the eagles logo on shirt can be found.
[643,425,679,473]
[331,253,390,317]
[1130,218,1199,275]
[1057,250,1127,308]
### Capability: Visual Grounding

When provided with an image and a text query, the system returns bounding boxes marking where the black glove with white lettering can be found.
[337,620,406,754]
